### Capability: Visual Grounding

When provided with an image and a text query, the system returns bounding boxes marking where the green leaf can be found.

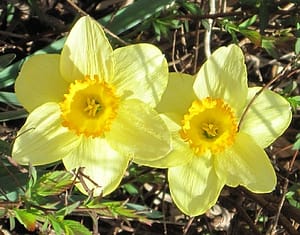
[6,3,15,23]
[262,37,279,58]
[32,170,73,197]
[41,217,50,233]
[0,54,16,70]
[0,92,20,106]
[286,183,300,208]
[287,96,300,112]
[85,199,142,220]
[9,215,16,231]
[221,19,239,43]
[25,165,38,200]
[100,0,175,35]
[292,133,300,150]
[48,215,65,235]
[56,201,81,217]
[28,165,38,189]
[123,183,139,195]
[288,95,300,103]
[239,28,262,46]
[201,19,210,31]
[13,209,38,232]
[179,0,203,15]
[238,15,257,28]
[0,109,28,122]
[126,203,163,219]
[295,23,300,54]
[100,201,147,221]
[295,38,300,54]
[63,220,91,235]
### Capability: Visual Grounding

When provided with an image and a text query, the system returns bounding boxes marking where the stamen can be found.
[84,97,101,117]
[202,123,218,138]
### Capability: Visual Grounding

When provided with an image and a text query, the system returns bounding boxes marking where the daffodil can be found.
[12,16,171,196]
[135,44,292,216]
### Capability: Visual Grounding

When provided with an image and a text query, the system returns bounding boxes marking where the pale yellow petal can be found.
[215,132,276,193]
[63,137,130,196]
[156,72,197,123]
[159,114,182,132]
[168,153,225,216]
[111,44,168,107]
[61,16,114,82]
[193,44,248,116]
[133,131,193,168]
[106,99,171,161]
[15,54,69,112]
[12,103,80,165]
[239,87,292,148]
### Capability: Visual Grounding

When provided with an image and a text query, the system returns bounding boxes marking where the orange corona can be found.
[180,97,238,155]
[60,75,119,137]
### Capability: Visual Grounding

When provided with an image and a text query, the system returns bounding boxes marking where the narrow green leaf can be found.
[201,19,210,31]
[238,15,257,28]
[0,109,28,122]
[123,183,139,195]
[295,22,300,54]
[0,92,20,106]
[0,54,16,70]
[41,217,50,233]
[9,215,16,231]
[295,38,300,54]
[126,203,163,219]
[26,165,38,200]
[6,4,15,23]
[100,0,175,35]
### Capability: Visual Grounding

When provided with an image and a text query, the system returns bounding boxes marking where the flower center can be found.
[60,75,119,137]
[180,97,238,155]
[84,97,101,117]
[202,123,218,138]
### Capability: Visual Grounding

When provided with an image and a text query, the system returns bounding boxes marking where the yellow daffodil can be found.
[12,16,171,196]
[135,44,292,216]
